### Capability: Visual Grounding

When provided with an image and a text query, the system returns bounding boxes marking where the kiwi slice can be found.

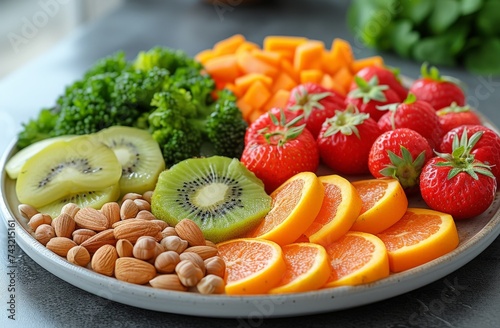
[16,135,122,208]
[6,135,77,180]
[92,126,166,195]
[151,156,272,243]
[38,184,120,218]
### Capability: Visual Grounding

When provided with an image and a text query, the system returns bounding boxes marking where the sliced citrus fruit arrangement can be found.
[350,178,408,234]
[323,231,390,288]
[245,171,324,246]
[217,238,286,295]
[376,208,460,273]
[269,242,330,294]
[302,174,362,246]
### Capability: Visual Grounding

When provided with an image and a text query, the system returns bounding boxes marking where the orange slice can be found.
[350,178,408,234]
[323,231,390,287]
[376,208,460,273]
[246,171,324,246]
[269,242,330,294]
[302,175,362,246]
[217,238,286,295]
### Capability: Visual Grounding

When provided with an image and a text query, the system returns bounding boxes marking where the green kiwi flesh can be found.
[38,184,120,218]
[151,156,272,243]
[92,126,166,195]
[16,135,122,208]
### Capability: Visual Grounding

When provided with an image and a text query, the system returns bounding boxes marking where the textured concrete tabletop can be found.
[1,1,499,327]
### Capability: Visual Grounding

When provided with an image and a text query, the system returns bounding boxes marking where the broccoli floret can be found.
[205,90,248,159]
[83,51,129,78]
[133,46,202,73]
[17,108,58,149]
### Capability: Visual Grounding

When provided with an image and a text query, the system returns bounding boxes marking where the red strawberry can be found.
[244,107,298,145]
[420,131,497,219]
[284,82,345,138]
[345,76,402,121]
[439,125,500,186]
[409,63,465,110]
[368,128,433,190]
[436,103,482,135]
[354,65,408,101]
[240,109,319,193]
[316,105,382,175]
[377,93,443,150]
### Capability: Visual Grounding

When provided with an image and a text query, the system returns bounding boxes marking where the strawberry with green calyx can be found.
[317,105,382,175]
[285,82,345,139]
[354,65,408,101]
[377,93,443,149]
[240,109,319,193]
[436,102,482,135]
[409,63,466,111]
[439,124,500,186]
[345,76,402,121]
[420,130,497,220]
[368,128,432,191]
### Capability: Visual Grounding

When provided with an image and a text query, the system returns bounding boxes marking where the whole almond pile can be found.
[19,191,226,295]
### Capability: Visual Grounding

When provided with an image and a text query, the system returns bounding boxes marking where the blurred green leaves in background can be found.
[347,0,500,75]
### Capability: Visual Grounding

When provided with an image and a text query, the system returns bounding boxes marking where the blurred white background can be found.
[0,0,124,79]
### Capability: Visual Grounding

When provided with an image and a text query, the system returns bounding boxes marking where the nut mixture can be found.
[18,191,226,295]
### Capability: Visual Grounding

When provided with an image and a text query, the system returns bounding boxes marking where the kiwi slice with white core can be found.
[6,135,77,180]
[92,126,165,195]
[38,184,120,218]
[151,156,272,243]
[16,135,122,208]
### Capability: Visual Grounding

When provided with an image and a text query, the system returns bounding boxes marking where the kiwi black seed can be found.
[151,156,272,243]
[93,126,166,195]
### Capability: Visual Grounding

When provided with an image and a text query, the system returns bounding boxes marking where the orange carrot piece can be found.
[235,41,261,54]
[263,36,308,53]
[330,38,354,73]
[321,74,347,97]
[271,71,297,93]
[213,34,246,56]
[195,49,215,65]
[294,40,325,72]
[236,51,279,78]
[251,49,283,67]
[263,89,291,112]
[241,80,272,113]
[332,66,353,95]
[300,69,324,84]
[248,107,266,123]
[322,50,346,76]
[351,56,384,73]
[204,54,241,84]
[235,73,273,97]
[237,98,255,122]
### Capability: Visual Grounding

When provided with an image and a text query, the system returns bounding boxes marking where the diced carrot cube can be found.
[236,51,279,78]
[263,89,291,112]
[263,36,308,53]
[300,69,324,84]
[241,80,272,112]
[271,71,297,93]
[235,41,261,54]
[204,54,241,84]
[235,73,273,97]
[294,40,325,72]
[250,49,283,67]
[351,56,384,73]
[332,66,353,95]
[213,34,246,56]
[195,49,215,65]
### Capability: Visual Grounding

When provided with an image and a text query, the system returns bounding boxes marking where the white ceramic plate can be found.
[2,126,500,318]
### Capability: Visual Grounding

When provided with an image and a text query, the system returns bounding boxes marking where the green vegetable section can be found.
[17,47,247,167]
[348,0,500,74]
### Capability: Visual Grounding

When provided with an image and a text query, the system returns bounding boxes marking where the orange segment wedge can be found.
[376,208,460,273]
[246,172,324,246]
[350,178,408,234]
[269,243,330,294]
[217,238,286,295]
[323,231,390,288]
[303,175,362,246]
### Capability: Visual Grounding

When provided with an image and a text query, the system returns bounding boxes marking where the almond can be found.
[183,245,218,260]
[135,210,156,221]
[133,199,151,212]
[35,224,55,245]
[174,219,206,246]
[28,213,52,231]
[120,199,139,220]
[80,229,116,253]
[149,274,187,291]
[142,191,153,204]
[116,239,134,258]
[91,245,118,276]
[66,245,91,267]
[101,202,121,227]
[18,204,39,220]
[115,257,156,285]
[53,213,76,238]
[61,203,80,218]
[121,192,143,202]
[74,207,108,231]
[151,219,168,231]
[46,237,77,257]
[72,229,96,245]
[113,220,161,243]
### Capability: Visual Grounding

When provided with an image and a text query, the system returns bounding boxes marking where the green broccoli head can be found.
[205,90,248,159]
[133,46,202,73]
[17,108,58,149]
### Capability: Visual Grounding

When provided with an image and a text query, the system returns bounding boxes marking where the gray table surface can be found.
[1,0,499,327]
